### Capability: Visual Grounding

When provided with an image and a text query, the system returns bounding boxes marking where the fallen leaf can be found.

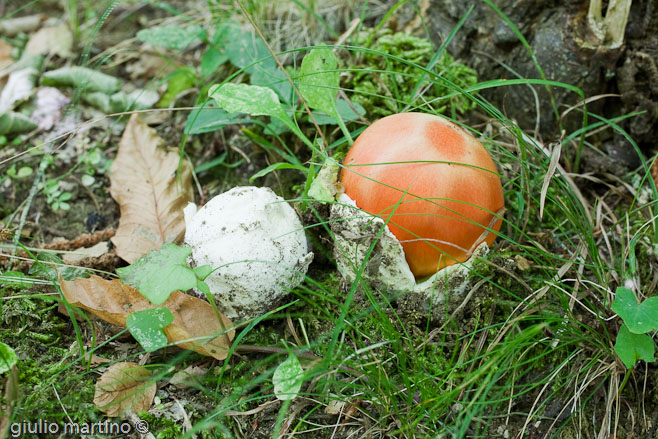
[60,275,234,360]
[90,355,112,366]
[93,362,156,417]
[325,399,360,419]
[110,114,193,263]
[0,55,41,112]
[324,400,345,415]
[62,241,110,264]
[0,40,13,72]
[515,255,531,271]
[170,365,207,388]
[31,87,70,131]
[24,23,73,58]
[0,14,45,37]
[126,52,176,80]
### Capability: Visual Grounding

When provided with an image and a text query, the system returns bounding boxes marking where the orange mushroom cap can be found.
[340,112,504,279]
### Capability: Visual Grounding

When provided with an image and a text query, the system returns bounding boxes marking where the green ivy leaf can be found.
[29,253,89,281]
[0,342,18,374]
[226,26,291,101]
[201,23,231,77]
[208,83,292,129]
[158,67,196,108]
[298,48,340,118]
[137,25,206,50]
[273,354,304,401]
[184,105,248,135]
[614,324,655,369]
[611,287,658,334]
[311,98,365,125]
[126,308,174,352]
[193,265,213,280]
[117,243,197,305]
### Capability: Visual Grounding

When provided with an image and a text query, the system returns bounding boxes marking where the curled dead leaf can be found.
[93,362,156,417]
[110,114,193,263]
[60,275,234,360]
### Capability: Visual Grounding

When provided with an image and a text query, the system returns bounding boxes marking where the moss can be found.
[139,412,184,439]
[348,28,478,119]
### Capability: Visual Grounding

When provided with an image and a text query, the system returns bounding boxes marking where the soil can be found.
[423,0,658,170]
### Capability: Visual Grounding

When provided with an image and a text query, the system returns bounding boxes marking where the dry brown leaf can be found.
[0,40,13,72]
[110,114,193,263]
[62,241,110,264]
[93,362,156,417]
[169,365,207,388]
[24,23,73,58]
[60,275,234,360]
[126,52,176,80]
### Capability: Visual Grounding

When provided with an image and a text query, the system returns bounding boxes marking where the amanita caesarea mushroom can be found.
[331,112,504,298]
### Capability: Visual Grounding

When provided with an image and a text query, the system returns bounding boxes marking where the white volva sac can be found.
[330,193,489,302]
[184,186,313,320]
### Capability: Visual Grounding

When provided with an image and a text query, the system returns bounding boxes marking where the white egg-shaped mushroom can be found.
[184,186,313,320]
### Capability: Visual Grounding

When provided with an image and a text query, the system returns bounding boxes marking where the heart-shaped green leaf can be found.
[298,48,339,118]
[208,83,298,134]
[225,26,292,101]
[611,287,658,334]
[127,308,175,352]
[137,25,206,51]
[614,323,655,369]
[117,243,197,305]
[273,354,304,401]
[0,342,18,374]
[209,83,284,118]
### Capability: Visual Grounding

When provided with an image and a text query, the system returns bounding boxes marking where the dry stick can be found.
[235,0,328,154]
